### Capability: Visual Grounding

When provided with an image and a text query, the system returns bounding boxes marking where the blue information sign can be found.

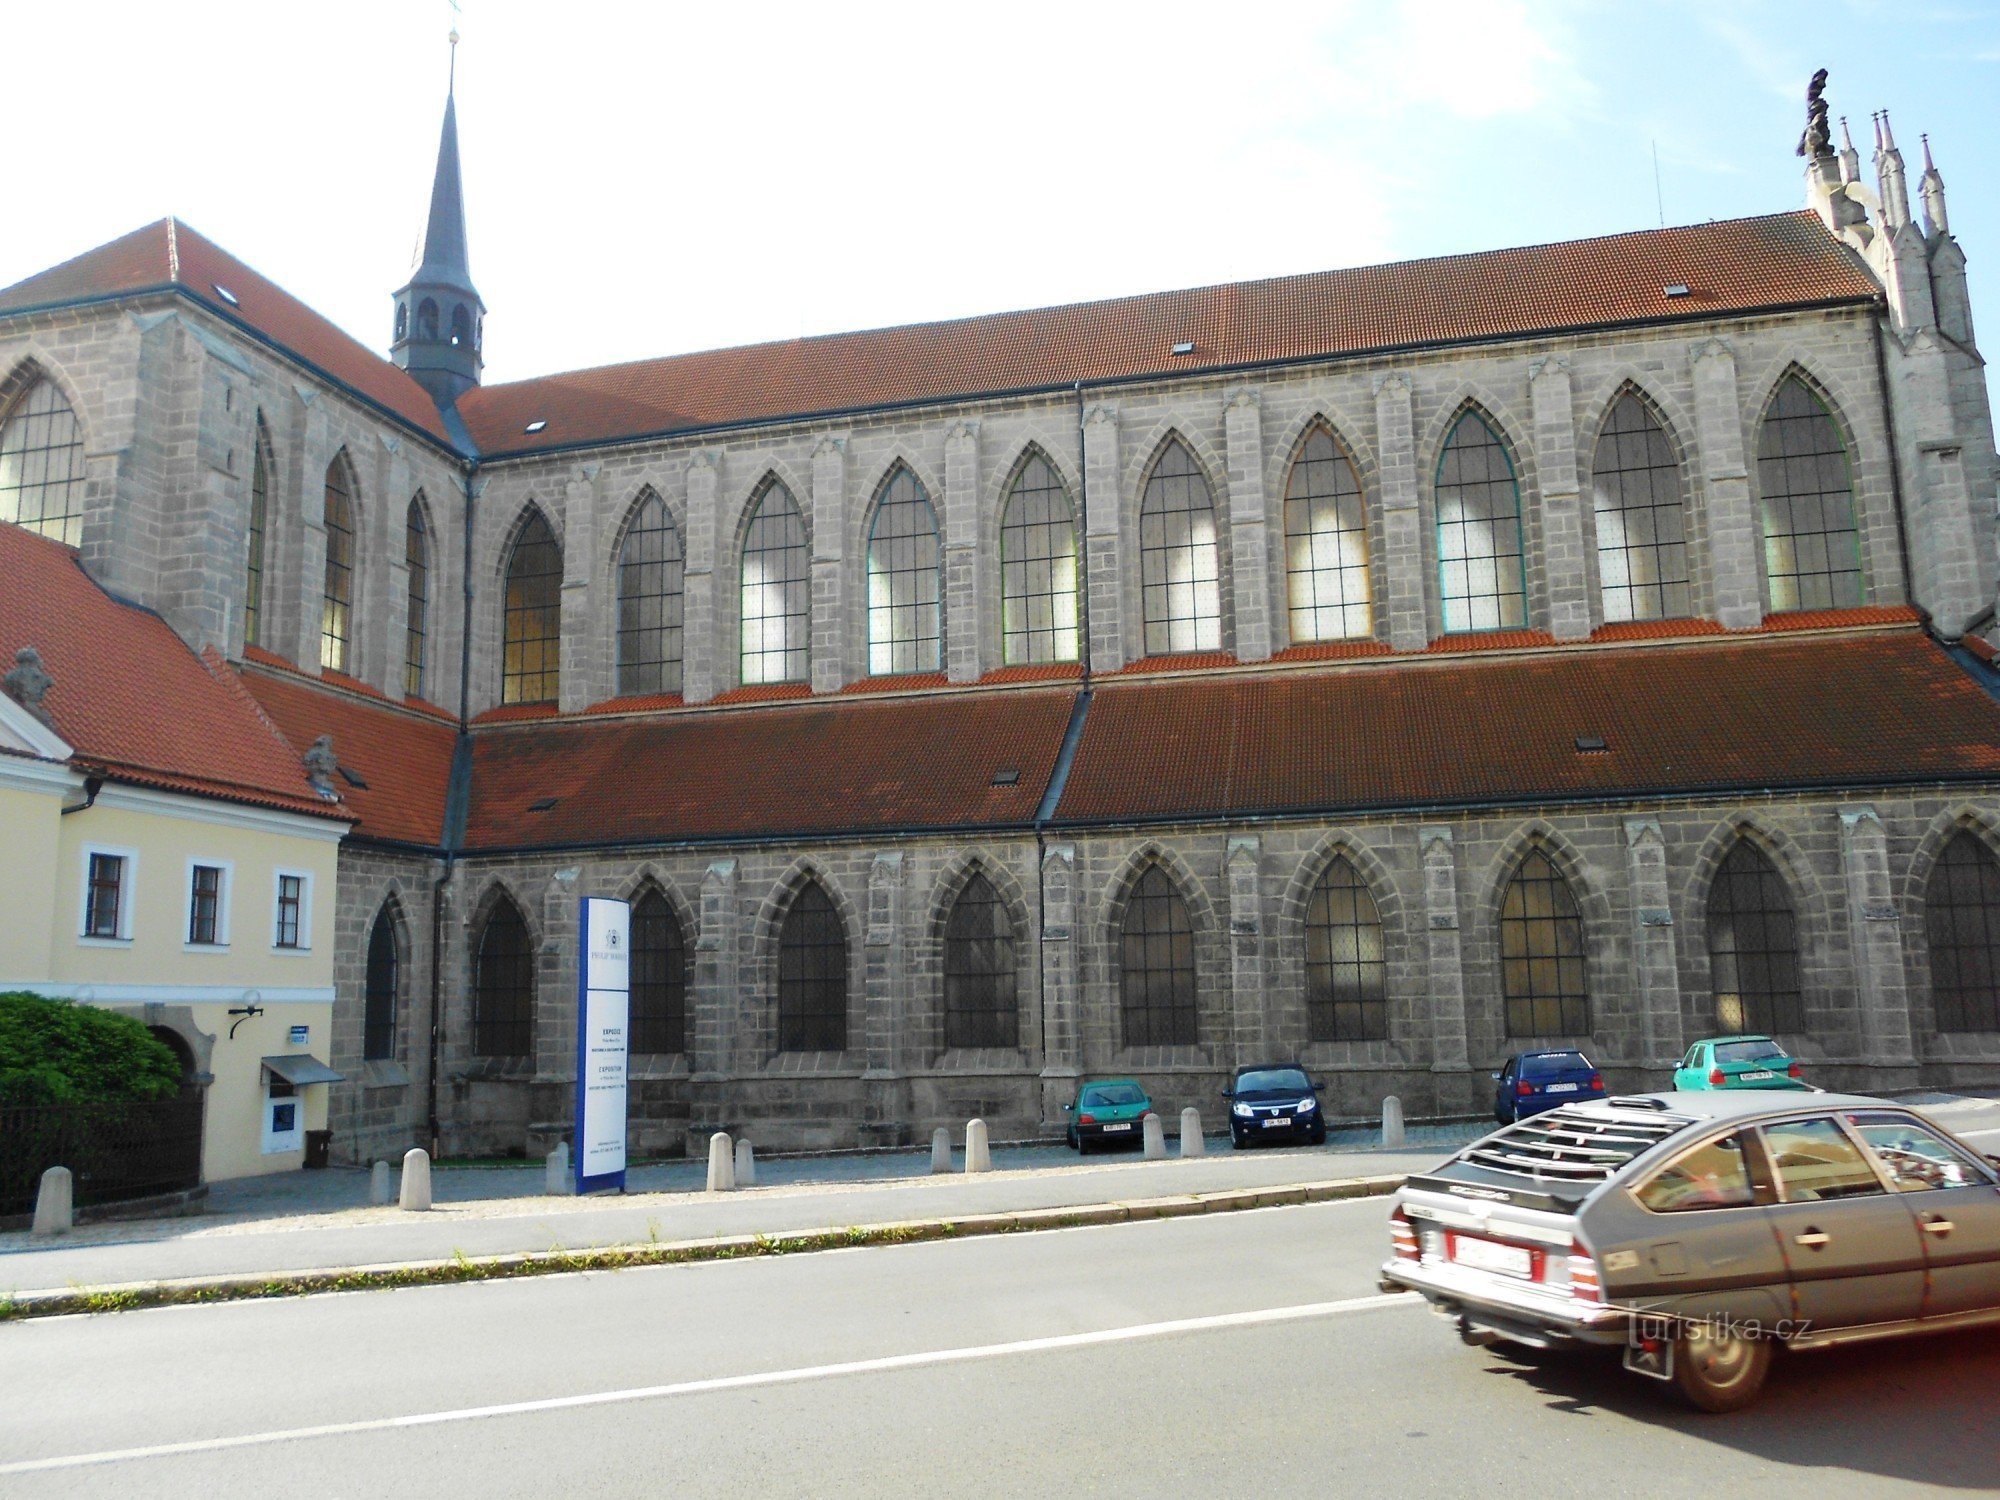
[573,897,630,1194]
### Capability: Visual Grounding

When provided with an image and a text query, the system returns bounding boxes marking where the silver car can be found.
[1379,1091,2000,1411]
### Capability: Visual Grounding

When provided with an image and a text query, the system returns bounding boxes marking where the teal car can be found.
[1064,1078,1153,1152]
[1673,1035,1807,1091]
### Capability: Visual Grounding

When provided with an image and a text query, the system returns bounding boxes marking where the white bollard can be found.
[963,1118,992,1173]
[706,1131,736,1192]
[1381,1094,1406,1149]
[734,1136,757,1187]
[545,1142,570,1195]
[930,1126,952,1174]
[31,1165,72,1236]
[1142,1112,1167,1160]
[399,1147,432,1211]
[369,1159,394,1205]
[1179,1107,1205,1157]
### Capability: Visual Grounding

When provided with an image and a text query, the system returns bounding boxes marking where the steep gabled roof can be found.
[0,523,346,820]
[0,219,455,447]
[457,212,1881,457]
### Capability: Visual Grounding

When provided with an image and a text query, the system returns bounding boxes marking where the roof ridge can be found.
[238,651,460,726]
[200,645,317,778]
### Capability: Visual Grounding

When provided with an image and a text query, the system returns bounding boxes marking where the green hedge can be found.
[0,992,183,1105]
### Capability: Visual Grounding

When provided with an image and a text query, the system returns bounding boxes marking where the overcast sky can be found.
[4,1,1994,387]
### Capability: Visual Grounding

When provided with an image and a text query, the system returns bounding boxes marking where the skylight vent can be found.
[527,796,560,813]
[990,768,1021,786]
[212,283,240,306]
[1663,283,1691,298]
[1170,341,1196,356]
[1574,735,1608,753]
[524,419,548,434]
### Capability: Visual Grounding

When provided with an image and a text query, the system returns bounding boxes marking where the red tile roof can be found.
[457,213,1880,457]
[1425,630,1559,653]
[1762,605,1923,631]
[1051,629,2000,826]
[1589,618,1727,642]
[237,661,459,847]
[0,220,454,447]
[0,524,343,820]
[463,688,1077,850]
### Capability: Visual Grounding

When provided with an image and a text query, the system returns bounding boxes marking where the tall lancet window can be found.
[1139,439,1220,655]
[405,498,430,699]
[0,376,87,546]
[1436,411,1526,633]
[1756,377,1864,613]
[999,453,1080,665]
[617,491,685,697]
[244,426,270,647]
[320,457,356,673]
[1283,426,1372,641]
[1592,395,1691,622]
[740,480,809,685]
[865,466,942,675]
[501,510,562,705]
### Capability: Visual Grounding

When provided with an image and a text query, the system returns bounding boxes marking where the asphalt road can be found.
[4,1193,1998,1498]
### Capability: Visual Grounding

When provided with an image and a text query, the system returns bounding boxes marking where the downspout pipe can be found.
[1870,308,1921,622]
[427,460,478,1155]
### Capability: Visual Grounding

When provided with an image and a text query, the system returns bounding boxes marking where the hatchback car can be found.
[1380,1091,2000,1411]
[1064,1079,1152,1152]
[1492,1049,1604,1123]
[1223,1064,1326,1148]
[1674,1034,1808,1091]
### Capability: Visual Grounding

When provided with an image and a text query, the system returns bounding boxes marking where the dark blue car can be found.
[1491,1049,1603,1123]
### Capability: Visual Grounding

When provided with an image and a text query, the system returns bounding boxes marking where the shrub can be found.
[0,992,182,1105]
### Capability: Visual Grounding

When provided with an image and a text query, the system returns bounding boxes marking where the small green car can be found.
[1064,1078,1153,1152]
[1672,1035,1808,1092]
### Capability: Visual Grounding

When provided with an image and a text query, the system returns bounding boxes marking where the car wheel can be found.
[1309,1123,1326,1146]
[1067,1127,1080,1152]
[1671,1325,1771,1414]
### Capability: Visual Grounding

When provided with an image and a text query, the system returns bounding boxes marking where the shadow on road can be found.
[1483,1329,2000,1489]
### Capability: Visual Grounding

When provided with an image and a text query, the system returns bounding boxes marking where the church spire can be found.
[392,30,485,409]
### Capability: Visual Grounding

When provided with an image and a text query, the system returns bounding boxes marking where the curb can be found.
[0,1174,1405,1323]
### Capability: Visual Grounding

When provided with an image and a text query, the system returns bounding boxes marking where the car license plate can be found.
[1261,1118,1289,1128]
[1740,1070,1775,1082]
[1451,1235,1533,1277]
[1545,1082,1578,1092]
[1101,1122,1131,1132]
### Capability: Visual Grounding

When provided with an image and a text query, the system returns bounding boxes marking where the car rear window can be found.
[1715,1039,1787,1065]
[1521,1051,1591,1079]
[1439,1104,1693,1204]
[1081,1085,1144,1108]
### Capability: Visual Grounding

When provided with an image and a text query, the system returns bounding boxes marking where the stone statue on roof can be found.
[303,733,341,800]
[1797,68,1833,158]
[2,646,55,726]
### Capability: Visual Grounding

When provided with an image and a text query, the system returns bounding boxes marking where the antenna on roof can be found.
[1651,140,1665,228]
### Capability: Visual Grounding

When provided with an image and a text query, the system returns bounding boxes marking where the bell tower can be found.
[392,32,484,409]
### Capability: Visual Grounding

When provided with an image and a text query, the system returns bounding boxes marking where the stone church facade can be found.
[4,77,1999,1163]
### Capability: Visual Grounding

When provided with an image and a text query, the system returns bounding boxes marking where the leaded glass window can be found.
[1500,851,1590,1036]
[618,492,685,697]
[1436,411,1526,633]
[1000,454,1079,664]
[320,459,356,673]
[1121,865,1197,1047]
[405,499,429,699]
[1707,843,1805,1034]
[1139,440,1221,655]
[502,510,562,705]
[364,906,399,1061]
[244,430,269,647]
[1757,378,1864,612]
[944,874,1018,1049]
[740,480,809,685]
[778,881,847,1051]
[1306,858,1386,1041]
[1926,832,2000,1033]
[630,887,688,1054]
[0,377,86,546]
[473,896,534,1058]
[1284,428,1372,641]
[866,466,941,675]
[1592,395,1691,622]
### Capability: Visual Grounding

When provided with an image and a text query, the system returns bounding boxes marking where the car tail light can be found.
[1587,1071,1603,1091]
[1708,1067,1726,1086]
[1787,1061,1802,1080]
[1389,1209,1421,1262]
[1516,1079,1534,1097]
[1078,1113,1096,1125]
[1568,1247,1603,1304]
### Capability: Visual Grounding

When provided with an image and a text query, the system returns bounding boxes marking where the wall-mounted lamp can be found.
[227,1003,266,1040]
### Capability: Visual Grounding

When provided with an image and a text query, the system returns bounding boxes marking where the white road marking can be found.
[0,1292,1420,1475]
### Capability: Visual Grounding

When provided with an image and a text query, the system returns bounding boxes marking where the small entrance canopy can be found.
[260,1054,345,1088]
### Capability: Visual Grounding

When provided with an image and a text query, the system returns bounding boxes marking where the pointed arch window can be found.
[450,305,472,349]
[1121,865,1197,1047]
[1000,453,1080,665]
[1757,377,1864,612]
[417,299,440,341]
[1284,428,1372,641]
[740,480,809,685]
[630,887,689,1054]
[1925,832,2000,1033]
[1592,394,1691,622]
[320,458,356,673]
[944,873,1018,1049]
[1139,440,1221,655]
[1436,411,1526,633]
[617,491,684,697]
[1707,842,1805,1034]
[364,905,400,1061]
[866,466,941,675]
[502,510,562,705]
[1500,851,1590,1036]
[244,428,270,647]
[1,376,87,546]
[473,896,534,1058]
[406,498,430,699]
[778,881,847,1052]
[1306,857,1386,1041]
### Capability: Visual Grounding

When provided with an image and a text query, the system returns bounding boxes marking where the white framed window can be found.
[78,844,138,944]
[185,858,233,949]
[261,1074,303,1154]
[272,869,313,951]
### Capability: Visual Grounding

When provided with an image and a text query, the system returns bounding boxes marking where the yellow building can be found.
[1,522,350,1183]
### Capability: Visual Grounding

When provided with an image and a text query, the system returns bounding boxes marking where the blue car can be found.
[1491,1049,1603,1123]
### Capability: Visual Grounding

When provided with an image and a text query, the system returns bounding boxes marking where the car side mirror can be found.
[1220,1091,1234,1101]
[1489,1071,1501,1081]
[1062,1103,1073,1112]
